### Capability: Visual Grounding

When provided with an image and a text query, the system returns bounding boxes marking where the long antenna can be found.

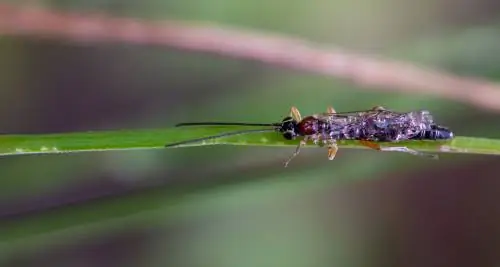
[175,122,281,127]
[165,128,278,148]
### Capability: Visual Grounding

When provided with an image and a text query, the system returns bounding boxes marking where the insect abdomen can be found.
[412,126,454,140]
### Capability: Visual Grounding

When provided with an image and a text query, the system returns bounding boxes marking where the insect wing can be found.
[373,110,435,141]
[321,109,398,127]
[328,110,433,142]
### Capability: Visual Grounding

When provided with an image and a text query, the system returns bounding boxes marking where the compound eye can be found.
[283,132,294,140]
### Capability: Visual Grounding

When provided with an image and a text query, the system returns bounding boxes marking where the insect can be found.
[166,105,454,167]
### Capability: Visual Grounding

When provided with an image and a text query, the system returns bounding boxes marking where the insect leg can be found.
[312,134,323,146]
[359,140,382,151]
[327,140,338,160]
[290,106,302,122]
[326,106,336,113]
[380,146,439,159]
[360,140,438,159]
[284,136,308,167]
[325,106,339,160]
[371,105,387,111]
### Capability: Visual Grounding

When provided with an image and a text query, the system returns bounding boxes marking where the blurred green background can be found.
[1,1,500,266]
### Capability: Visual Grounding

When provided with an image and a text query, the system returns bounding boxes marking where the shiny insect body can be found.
[166,105,454,167]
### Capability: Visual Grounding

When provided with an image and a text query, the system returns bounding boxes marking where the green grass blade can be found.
[0,126,499,156]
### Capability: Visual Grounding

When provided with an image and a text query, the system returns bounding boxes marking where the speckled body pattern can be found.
[294,109,453,143]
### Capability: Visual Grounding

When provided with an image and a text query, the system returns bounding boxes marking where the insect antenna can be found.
[165,128,278,148]
[175,122,281,127]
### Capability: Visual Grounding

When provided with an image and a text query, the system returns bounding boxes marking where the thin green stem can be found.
[0,126,499,156]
